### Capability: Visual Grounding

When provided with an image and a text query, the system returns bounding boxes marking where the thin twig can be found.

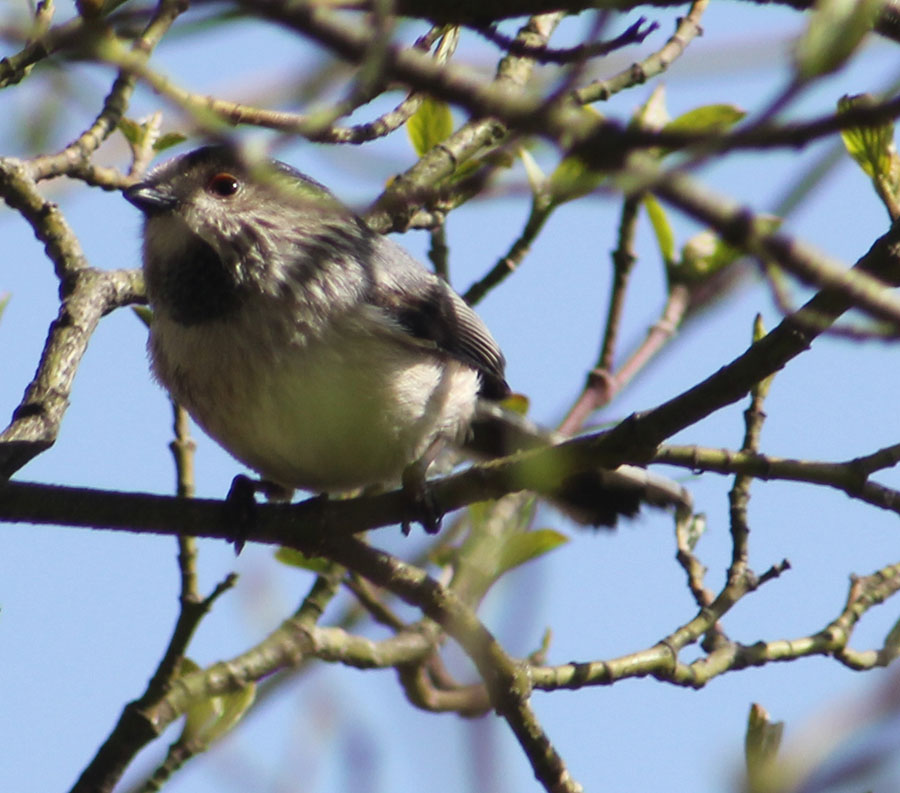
[557,194,643,436]
[727,315,775,585]
[473,16,657,64]
[575,0,708,104]
[463,200,551,305]
[27,0,188,182]
[320,536,584,793]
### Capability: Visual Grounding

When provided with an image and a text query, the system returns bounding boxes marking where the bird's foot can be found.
[225,475,294,553]
[401,460,443,536]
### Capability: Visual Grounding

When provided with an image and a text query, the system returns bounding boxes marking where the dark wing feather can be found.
[369,236,510,399]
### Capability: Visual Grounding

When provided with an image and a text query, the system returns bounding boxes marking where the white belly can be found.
[149,313,480,491]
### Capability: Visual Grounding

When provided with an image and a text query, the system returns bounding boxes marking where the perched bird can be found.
[124,145,685,528]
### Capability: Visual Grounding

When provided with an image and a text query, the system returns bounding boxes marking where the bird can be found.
[124,145,687,530]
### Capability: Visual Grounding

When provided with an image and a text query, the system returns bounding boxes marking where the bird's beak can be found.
[124,182,178,214]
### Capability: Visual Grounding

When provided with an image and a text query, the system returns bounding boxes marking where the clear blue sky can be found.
[2,4,900,793]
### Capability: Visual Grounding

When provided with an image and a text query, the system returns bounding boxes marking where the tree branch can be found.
[596,218,900,457]
[318,535,584,793]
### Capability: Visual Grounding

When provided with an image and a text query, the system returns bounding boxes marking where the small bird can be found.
[124,145,682,528]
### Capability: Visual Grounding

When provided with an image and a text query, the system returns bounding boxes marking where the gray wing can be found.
[369,235,510,400]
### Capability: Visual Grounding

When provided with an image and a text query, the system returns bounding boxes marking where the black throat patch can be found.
[150,234,244,326]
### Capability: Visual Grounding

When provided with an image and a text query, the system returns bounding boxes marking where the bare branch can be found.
[473,15,658,63]
[575,0,708,104]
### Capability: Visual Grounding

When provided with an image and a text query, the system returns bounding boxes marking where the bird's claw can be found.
[224,475,293,553]
[401,462,443,535]
[225,474,258,554]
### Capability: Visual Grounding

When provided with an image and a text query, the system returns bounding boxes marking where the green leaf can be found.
[752,314,767,344]
[751,316,776,398]
[679,215,781,282]
[467,499,490,527]
[181,660,257,749]
[745,703,784,792]
[882,615,900,662]
[680,229,723,276]
[630,83,669,131]
[407,97,454,157]
[517,147,546,196]
[643,195,676,268]
[838,94,896,180]
[795,0,884,81]
[495,529,568,577]
[663,104,746,135]
[203,682,257,744]
[499,392,530,416]
[683,513,706,552]
[0,293,9,323]
[132,305,153,328]
[548,155,605,205]
[274,546,334,574]
[154,131,187,152]
[118,117,142,145]
[445,148,516,187]
[428,543,458,568]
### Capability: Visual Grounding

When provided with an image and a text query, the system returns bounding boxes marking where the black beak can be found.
[124,183,178,214]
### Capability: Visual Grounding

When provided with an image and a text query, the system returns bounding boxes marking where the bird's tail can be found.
[465,400,692,528]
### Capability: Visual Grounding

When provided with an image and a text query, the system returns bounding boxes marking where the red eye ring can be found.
[207,172,240,197]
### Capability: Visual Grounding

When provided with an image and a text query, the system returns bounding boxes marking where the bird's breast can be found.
[148,306,480,491]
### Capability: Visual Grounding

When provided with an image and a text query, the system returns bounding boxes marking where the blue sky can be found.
[2,3,900,793]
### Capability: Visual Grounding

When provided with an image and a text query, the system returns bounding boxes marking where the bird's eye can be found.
[207,173,240,197]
